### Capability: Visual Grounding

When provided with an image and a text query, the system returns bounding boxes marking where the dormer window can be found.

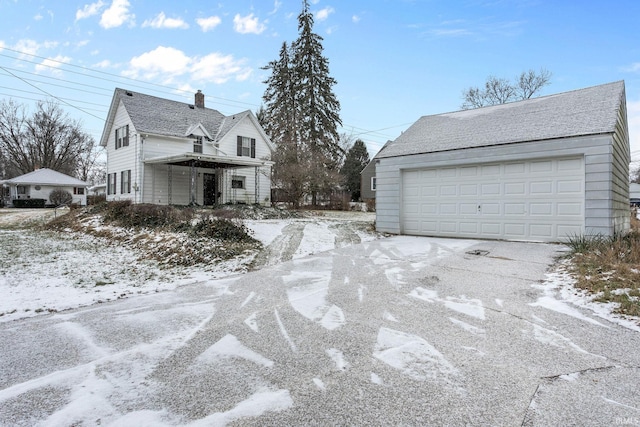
[237,136,256,158]
[115,125,129,149]
[194,136,203,153]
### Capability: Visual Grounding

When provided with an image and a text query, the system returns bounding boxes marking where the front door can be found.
[203,173,216,205]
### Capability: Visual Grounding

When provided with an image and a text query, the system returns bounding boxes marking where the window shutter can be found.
[124,125,129,146]
[120,171,123,194]
[113,173,117,195]
[115,129,119,149]
[237,136,242,156]
[127,170,131,193]
[251,139,256,158]
[107,175,111,195]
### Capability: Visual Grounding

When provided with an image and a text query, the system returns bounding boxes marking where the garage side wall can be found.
[611,94,631,235]
[376,134,618,241]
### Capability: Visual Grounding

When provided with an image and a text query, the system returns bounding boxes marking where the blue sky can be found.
[1,0,639,165]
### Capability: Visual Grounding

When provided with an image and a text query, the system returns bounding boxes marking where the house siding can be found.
[376,134,624,239]
[360,161,376,201]
[106,101,138,202]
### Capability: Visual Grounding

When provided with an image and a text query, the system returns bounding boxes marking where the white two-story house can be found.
[100,88,274,206]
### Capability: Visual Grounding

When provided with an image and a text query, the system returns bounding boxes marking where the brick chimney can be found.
[195,90,205,108]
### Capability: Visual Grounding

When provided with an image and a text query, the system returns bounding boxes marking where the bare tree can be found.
[461,68,552,110]
[516,68,552,99]
[0,99,98,179]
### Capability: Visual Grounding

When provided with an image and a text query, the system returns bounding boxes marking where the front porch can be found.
[142,153,273,206]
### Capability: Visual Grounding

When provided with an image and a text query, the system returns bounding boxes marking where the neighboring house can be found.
[1,168,89,206]
[630,183,640,207]
[99,89,275,206]
[360,160,376,203]
[360,140,391,204]
[89,184,107,196]
[375,81,630,242]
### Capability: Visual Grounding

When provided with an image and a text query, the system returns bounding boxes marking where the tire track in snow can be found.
[250,222,305,270]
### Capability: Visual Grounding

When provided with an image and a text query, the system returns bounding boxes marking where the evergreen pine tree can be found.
[261,0,343,207]
[340,139,370,201]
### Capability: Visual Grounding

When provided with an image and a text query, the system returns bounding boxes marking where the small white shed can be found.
[375,81,630,242]
[2,168,89,207]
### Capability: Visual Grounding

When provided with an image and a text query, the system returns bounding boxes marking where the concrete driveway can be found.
[1,236,639,426]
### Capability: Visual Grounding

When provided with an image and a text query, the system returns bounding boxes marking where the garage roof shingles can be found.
[379,80,625,159]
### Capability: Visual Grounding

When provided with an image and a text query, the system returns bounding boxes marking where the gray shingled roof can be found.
[378,81,625,159]
[4,168,88,186]
[114,88,227,140]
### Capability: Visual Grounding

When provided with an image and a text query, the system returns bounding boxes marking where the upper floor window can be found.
[194,136,203,153]
[371,177,377,191]
[237,136,256,158]
[115,125,129,149]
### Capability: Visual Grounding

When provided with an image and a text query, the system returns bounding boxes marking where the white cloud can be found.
[93,59,112,68]
[124,46,190,80]
[35,55,72,75]
[34,14,43,21]
[191,53,251,84]
[122,46,252,86]
[196,16,222,32]
[623,63,640,73]
[76,1,105,21]
[14,39,42,57]
[100,0,135,29]
[316,7,335,22]
[269,0,282,15]
[233,13,266,35]
[142,12,189,29]
[352,15,360,23]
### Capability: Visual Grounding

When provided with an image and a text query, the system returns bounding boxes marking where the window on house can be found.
[236,136,256,158]
[74,187,85,195]
[115,125,129,149]
[17,186,27,195]
[231,176,245,189]
[107,173,117,195]
[194,135,203,153]
[121,170,131,194]
[371,177,377,191]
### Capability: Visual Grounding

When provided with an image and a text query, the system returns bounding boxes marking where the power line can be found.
[0,66,104,120]
[0,46,409,144]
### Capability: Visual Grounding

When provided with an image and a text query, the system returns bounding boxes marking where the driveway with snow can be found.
[1,232,639,426]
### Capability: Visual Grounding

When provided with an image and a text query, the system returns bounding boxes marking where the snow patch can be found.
[244,313,259,332]
[197,334,273,367]
[373,327,458,382]
[444,296,485,320]
[449,317,485,335]
[326,348,349,371]
[284,258,345,330]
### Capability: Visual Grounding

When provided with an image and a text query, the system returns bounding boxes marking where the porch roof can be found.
[143,152,274,169]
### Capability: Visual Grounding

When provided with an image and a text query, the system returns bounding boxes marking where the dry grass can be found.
[565,213,640,317]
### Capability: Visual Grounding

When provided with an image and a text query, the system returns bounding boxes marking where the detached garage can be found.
[375,81,630,242]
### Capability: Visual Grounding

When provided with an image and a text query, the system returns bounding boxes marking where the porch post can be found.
[190,160,197,205]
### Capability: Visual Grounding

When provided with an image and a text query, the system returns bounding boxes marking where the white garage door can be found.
[401,157,584,242]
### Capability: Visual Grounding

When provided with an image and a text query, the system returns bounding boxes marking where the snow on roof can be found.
[4,168,89,186]
[378,81,626,159]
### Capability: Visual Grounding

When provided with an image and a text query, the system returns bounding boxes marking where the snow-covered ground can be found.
[2,209,640,425]
[0,209,379,323]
